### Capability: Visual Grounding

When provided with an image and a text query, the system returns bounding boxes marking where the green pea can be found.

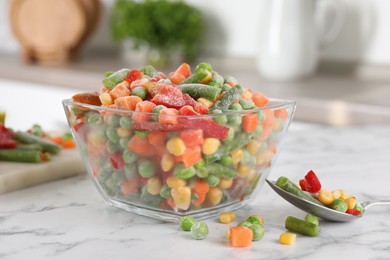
[224,127,235,143]
[107,140,119,153]
[224,75,238,86]
[211,109,228,125]
[205,174,220,187]
[106,126,119,143]
[180,216,196,231]
[251,224,265,241]
[194,158,206,170]
[124,164,137,179]
[305,214,319,226]
[173,164,196,179]
[123,150,138,164]
[227,114,242,127]
[239,98,255,110]
[105,114,120,126]
[132,86,148,100]
[331,199,348,212]
[135,131,148,138]
[104,71,113,77]
[230,103,243,111]
[119,137,130,149]
[152,105,167,121]
[237,221,253,229]
[195,62,212,72]
[191,222,209,240]
[247,216,263,226]
[119,116,132,129]
[257,110,265,122]
[354,202,363,213]
[219,155,233,166]
[210,72,224,86]
[138,159,156,178]
[159,186,171,199]
[88,113,103,125]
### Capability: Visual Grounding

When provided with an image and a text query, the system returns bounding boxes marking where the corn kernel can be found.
[344,196,357,210]
[147,177,162,195]
[242,90,253,100]
[202,138,220,155]
[279,232,296,245]
[226,230,230,239]
[166,176,186,188]
[161,153,175,172]
[166,136,186,156]
[332,189,342,200]
[99,92,113,106]
[246,140,261,154]
[218,178,233,189]
[171,186,191,210]
[340,190,350,200]
[318,189,334,206]
[220,212,236,224]
[199,70,212,84]
[246,170,257,183]
[230,149,243,164]
[117,127,132,138]
[237,163,250,178]
[197,98,214,108]
[207,187,223,206]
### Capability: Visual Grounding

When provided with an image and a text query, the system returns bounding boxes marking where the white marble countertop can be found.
[1,80,390,259]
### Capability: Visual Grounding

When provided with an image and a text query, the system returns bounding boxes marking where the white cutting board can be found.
[0,149,86,194]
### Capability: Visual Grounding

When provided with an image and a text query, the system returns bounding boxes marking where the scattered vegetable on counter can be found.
[276,170,363,216]
[0,116,75,163]
[179,216,209,240]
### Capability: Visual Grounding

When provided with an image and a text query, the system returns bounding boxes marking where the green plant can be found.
[110,0,204,62]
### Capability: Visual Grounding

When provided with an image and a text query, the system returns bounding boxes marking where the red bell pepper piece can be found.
[125,69,142,83]
[110,153,125,170]
[303,170,322,193]
[346,209,362,216]
[183,94,209,114]
[0,125,16,139]
[178,105,199,116]
[0,136,17,149]
[299,179,310,192]
[132,121,186,132]
[179,118,229,140]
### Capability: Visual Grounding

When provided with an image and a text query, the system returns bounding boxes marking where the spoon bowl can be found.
[266,179,390,222]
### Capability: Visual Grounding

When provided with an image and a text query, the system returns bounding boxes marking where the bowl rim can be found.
[62,98,296,118]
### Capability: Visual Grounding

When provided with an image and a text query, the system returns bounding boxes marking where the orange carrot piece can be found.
[260,109,275,141]
[132,101,156,122]
[51,136,62,145]
[180,129,203,148]
[120,179,138,195]
[230,226,253,247]
[158,108,179,124]
[192,192,206,207]
[61,139,76,149]
[274,108,288,120]
[242,113,258,133]
[193,179,210,195]
[109,83,130,100]
[177,146,201,168]
[252,92,269,107]
[114,96,142,110]
[148,131,167,146]
[169,72,186,84]
[175,63,192,78]
[167,196,177,211]
[127,135,155,156]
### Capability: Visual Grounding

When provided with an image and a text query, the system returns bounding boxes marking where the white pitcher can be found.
[256,0,345,81]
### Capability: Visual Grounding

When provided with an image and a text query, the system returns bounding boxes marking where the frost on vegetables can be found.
[65,62,293,213]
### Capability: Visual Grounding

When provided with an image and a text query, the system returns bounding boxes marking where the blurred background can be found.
[1,0,390,125]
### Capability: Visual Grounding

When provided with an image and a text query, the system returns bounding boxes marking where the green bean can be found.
[210,85,243,111]
[305,214,319,226]
[15,131,61,154]
[180,216,196,231]
[220,83,231,92]
[224,75,239,86]
[132,86,148,100]
[195,62,212,72]
[16,143,43,151]
[208,163,238,178]
[138,159,156,178]
[0,149,42,162]
[275,176,324,205]
[194,158,206,170]
[331,199,348,212]
[180,69,210,84]
[30,124,44,137]
[191,222,209,240]
[140,65,158,77]
[173,163,196,179]
[208,71,224,86]
[285,216,320,237]
[219,155,233,166]
[211,109,228,125]
[179,83,221,100]
[102,68,130,89]
[205,174,220,187]
[196,168,209,178]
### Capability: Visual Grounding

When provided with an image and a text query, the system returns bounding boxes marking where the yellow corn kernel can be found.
[117,127,132,138]
[171,186,191,210]
[220,212,236,224]
[279,232,296,245]
[318,189,334,206]
[202,138,220,155]
[197,98,214,108]
[99,92,113,106]
[207,187,223,205]
[340,190,350,200]
[147,177,162,195]
[218,178,233,189]
[246,170,257,183]
[246,140,261,155]
[230,149,243,164]
[226,230,230,239]
[344,196,357,210]
[332,189,342,200]
[237,163,250,178]
[199,70,213,84]
[166,136,186,156]
[161,153,175,172]
[242,90,253,100]
[166,176,186,188]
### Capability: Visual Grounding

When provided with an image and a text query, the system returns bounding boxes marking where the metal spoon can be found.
[266,179,390,222]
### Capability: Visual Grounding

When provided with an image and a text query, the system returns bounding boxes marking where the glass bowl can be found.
[63,98,295,221]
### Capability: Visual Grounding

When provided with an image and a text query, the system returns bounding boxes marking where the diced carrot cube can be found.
[242,113,258,133]
[148,131,167,146]
[252,92,269,107]
[127,135,155,156]
[132,101,156,122]
[158,108,179,124]
[110,82,130,100]
[114,96,142,110]
[230,226,253,247]
[180,129,203,148]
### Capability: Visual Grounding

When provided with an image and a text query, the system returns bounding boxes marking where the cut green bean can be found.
[173,164,196,179]
[16,143,43,151]
[0,149,42,163]
[305,214,319,226]
[15,131,61,154]
[331,199,348,212]
[285,216,320,237]
[180,69,210,84]
[102,68,130,89]
[140,65,158,77]
[210,85,243,111]
[179,83,221,100]
[207,163,238,179]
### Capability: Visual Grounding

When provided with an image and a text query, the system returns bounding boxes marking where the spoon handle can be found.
[362,200,390,210]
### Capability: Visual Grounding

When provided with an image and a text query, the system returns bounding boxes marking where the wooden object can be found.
[0,149,86,194]
[10,0,100,64]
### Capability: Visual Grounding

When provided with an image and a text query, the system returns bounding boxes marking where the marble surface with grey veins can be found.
[1,122,390,260]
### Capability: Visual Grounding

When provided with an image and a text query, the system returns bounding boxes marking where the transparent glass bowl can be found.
[63,98,296,221]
